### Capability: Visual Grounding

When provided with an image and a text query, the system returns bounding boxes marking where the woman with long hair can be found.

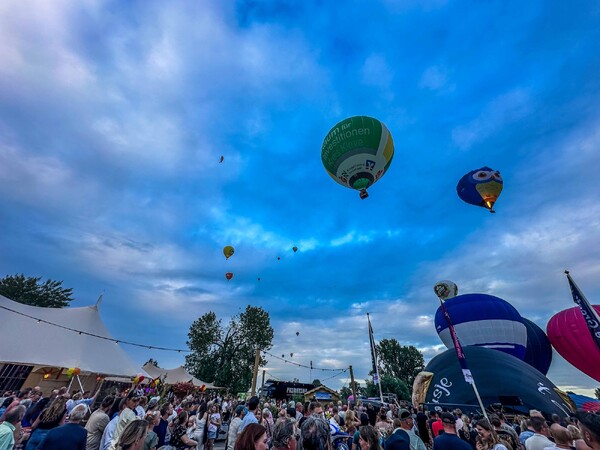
[194,402,209,450]
[143,411,159,450]
[358,425,382,450]
[24,396,67,450]
[117,419,148,450]
[170,410,199,450]
[262,408,275,448]
[475,418,508,450]
[206,403,222,450]
[234,423,268,450]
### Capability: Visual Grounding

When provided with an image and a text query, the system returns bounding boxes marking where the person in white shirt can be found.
[525,417,554,450]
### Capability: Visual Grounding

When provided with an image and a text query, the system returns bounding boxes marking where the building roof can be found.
[0,294,141,377]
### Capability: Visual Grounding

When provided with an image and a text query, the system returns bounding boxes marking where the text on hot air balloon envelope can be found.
[431,378,452,403]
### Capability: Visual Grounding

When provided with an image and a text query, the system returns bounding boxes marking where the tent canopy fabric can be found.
[0,294,141,377]
[141,363,223,389]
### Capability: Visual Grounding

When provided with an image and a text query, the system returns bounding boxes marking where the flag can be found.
[565,271,600,351]
[439,299,474,384]
[367,314,381,385]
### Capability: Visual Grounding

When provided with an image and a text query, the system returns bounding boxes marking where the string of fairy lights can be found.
[0,304,350,378]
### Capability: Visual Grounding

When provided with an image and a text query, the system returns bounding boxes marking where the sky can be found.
[1,0,600,396]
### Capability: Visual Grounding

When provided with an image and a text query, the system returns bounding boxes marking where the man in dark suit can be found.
[38,403,88,450]
[384,418,410,450]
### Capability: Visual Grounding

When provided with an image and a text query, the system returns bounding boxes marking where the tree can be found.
[365,374,410,401]
[185,305,274,393]
[312,379,322,387]
[0,274,74,308]
[376,338,425,387]
[340,381,365,400]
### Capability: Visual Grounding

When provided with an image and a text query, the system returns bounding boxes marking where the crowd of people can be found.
[0,385,599,450]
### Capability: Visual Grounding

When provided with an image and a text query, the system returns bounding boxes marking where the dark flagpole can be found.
[367,313,384,403]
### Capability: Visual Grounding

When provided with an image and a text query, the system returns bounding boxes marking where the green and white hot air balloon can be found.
[321,116,394,199]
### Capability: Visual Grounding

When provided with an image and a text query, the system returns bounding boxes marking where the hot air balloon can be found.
[281,354,285,358]
[522,318,553,375]
[292,246,298,253]
[321,116,394,200]
[434,293,527,360]
[277,256,281,261]
[547,305,600,382]
[456,167,503,213]
[290,353,294,357]
[219,156,224,163]
[225,272,233,281]
[412,346,574,417]
[433,280,458,301]
[223,246,235,259]
[296,331,300,336]
[258,277,261,282]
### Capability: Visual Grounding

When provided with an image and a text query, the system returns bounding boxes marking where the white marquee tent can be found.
[142,362,222,389]
[0,294,141,377]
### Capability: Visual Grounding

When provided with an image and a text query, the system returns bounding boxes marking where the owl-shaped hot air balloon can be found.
[456,167,503,213]
[321,116,394,199]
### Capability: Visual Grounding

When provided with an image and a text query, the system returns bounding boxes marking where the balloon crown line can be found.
[0,305,352,373]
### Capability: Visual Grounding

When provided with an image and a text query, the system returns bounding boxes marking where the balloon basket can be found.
[359,189,369,200]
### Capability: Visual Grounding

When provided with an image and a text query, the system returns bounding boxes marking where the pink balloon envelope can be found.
[547,305,600,382]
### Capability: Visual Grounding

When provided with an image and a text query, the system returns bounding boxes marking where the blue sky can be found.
[1,0,600,395]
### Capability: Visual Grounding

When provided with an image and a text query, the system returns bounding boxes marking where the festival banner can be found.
[438,299,474,384]
[565,271,600,351]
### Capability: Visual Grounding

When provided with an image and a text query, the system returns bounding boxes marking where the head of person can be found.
[309,402,323,417]
[256,408,263,421]
[126,390,141,410]
[298,416,331,450]
[235,405,246,418]
[441,412,457,434]
[549,424,572,447]
[263,408,272,421]
[118,418,148,450]
[359,413,370,427]
[287,407,296,419]
[248,396,260,412]
[4,405,26,425]
[296,403,304,414]
[211,403,218,414]
[234,423,268,450]
[576,412,600,448]
[476,418,499,445]
[358,425,381,450]
[399,409,414,430]
[489,414,502,429]
[144,411,160,427]
[531,416,550,436]
[175,410,188,426]
[273,417,297,450]
[100,395,115,411]
[39,396,67,425]
[70,404,89,423]
[552,414,561,424]
[568,424,583,440]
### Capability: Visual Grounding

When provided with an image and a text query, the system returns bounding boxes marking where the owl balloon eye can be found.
[473,170,492,181]
[493,172,503,181]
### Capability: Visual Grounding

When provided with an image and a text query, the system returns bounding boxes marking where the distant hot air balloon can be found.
[412,346,574,417]
[296,331,300,336]
[223,246,235,259]
[433,280,458,301]
[292,246,298,253]
[456,167,503,213]
[290,353,293,357]
[258,277,261,282]
[219,156,224,163]
[434,293,527,360]
[321,116,394,200]
[547,305,600,382]
[225,272,233,281]
[281,354,285,358]
[522,318,553,375]
[277,256,281,261]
